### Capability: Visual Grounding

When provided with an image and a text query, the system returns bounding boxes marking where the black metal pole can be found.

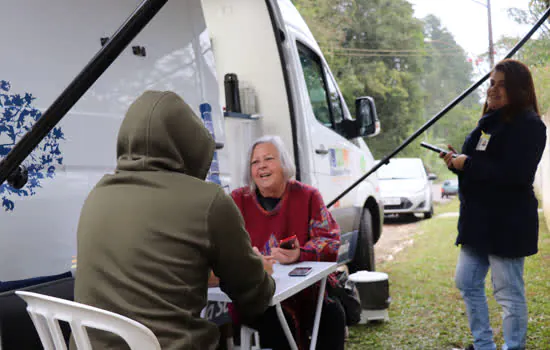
[0,0,169,186]
[327,5,550,208]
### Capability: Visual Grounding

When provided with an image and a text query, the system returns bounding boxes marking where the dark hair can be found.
[482,59,540,118]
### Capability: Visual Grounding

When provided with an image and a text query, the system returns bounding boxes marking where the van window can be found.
[324,67,344,126]
[297,43,332,128]
[297,42,348,137]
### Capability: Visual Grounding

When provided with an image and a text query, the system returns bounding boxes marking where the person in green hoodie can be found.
[72,91,276,350]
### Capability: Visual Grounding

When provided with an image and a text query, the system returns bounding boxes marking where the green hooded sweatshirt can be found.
[73,91,275,349]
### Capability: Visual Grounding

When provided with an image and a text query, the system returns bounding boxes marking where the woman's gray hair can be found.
[244,135,296,191]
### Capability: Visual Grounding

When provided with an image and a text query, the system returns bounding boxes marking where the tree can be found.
[419,15,481,175]
[332,0,427,158]
[293,0,481,165]
[503,0,550,66]
[497,0,550,113]
[292,0,351,47]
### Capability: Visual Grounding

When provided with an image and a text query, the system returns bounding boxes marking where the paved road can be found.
[375,215,420,264]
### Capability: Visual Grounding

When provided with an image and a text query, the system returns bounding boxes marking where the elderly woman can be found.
[230,135,345,350]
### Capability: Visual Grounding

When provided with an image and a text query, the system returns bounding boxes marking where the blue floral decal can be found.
[0,80,64,211]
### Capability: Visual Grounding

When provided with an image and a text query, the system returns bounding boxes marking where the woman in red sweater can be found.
[231,135,345,350]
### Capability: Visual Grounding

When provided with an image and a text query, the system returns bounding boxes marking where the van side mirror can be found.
[355,96,380,137]
[428,173,437,181]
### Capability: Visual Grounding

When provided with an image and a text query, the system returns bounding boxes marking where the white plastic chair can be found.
[238,325,261,350]
[15,291,161,350]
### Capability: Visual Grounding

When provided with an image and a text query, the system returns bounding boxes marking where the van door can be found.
[294,42,366,208]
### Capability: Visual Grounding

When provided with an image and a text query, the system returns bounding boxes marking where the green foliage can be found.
[532,65,550,114]
[418,14,482,176]
[292,0,482,165]
[498,0,550,114]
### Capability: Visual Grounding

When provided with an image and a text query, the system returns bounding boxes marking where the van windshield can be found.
[377,160,425,180]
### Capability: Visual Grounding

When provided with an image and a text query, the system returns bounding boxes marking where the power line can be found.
[329,51,471,58]
[324,46,464,53]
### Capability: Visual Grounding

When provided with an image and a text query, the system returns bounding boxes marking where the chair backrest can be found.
[15,291,161,350]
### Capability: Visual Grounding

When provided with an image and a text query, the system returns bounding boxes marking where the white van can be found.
[0,0,383,285]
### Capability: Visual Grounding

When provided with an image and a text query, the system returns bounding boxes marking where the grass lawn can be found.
[346,199,550,349]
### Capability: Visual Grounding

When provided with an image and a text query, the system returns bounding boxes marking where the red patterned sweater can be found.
[230,180,341,260]
[231,180,341,348]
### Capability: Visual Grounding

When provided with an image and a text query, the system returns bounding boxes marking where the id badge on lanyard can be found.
[476,130,491,151]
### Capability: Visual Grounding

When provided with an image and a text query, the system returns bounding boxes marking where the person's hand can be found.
[440,144,468,171]
[450,154,468,171]
[252,246,275,275]
[270,241,301,265]
[262,255,274,275]
[208,271,220,287]
[440,144,458,169]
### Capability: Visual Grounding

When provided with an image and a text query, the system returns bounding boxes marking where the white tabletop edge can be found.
[207,261,338,306]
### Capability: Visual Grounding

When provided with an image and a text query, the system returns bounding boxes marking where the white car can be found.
[377,158,436,219]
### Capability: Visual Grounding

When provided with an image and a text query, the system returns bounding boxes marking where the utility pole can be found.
[487,0,495,67]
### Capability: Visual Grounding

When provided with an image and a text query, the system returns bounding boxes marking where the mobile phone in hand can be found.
[420,142,457,158]
[279,235,297,249]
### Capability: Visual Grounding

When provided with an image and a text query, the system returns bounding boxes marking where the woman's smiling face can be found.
[487,70,509,111]
[250,142,285,197]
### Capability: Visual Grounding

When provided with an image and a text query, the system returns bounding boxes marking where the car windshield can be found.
[377,159,425,180]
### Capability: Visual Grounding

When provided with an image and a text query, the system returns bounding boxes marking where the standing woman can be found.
[441,59,547,350]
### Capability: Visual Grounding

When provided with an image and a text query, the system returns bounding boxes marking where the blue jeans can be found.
[455,246,527,350]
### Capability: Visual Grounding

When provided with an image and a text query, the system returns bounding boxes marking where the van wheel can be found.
[424,205,434,219]
[348,209,375,274]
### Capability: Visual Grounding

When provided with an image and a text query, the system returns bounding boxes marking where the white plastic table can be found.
[208,261,338,350]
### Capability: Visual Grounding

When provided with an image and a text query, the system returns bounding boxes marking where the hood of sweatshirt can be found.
[116,90,215,180]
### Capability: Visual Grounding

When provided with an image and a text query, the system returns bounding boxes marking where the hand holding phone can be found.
[420,142,457,158]
[271,237,301,264]
[279,235,297,249]
[420,141,448,155]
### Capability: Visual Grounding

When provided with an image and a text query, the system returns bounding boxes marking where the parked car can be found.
[441,179,459,198]
[377,158,436,219]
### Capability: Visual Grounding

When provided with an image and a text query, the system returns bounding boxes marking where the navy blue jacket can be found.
[456,108,547,258]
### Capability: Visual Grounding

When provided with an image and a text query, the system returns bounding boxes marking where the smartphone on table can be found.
[288,267,312,277]
[279,235,297,249]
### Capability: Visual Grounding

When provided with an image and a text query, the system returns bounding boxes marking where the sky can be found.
[408,0,532,59]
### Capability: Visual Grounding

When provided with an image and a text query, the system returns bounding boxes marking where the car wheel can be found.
[424,205,434,219]
[348,209,375,273]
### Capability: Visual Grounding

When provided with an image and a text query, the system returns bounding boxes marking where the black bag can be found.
[327,270,362,326]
